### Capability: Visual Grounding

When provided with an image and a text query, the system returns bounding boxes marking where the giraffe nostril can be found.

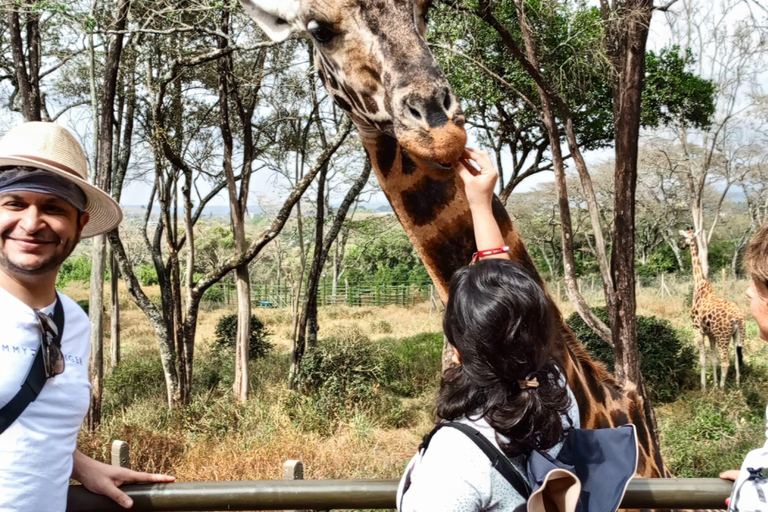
[442,89,452,111]
[409,106,423,120]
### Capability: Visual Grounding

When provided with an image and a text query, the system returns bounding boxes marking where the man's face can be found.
[0,190,88,278]
[746,277,768,342]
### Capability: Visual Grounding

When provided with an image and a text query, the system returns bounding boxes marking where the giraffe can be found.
[239,0,672,482]
[680,229,745,389]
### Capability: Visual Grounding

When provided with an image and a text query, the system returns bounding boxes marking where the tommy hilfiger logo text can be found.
[1,345,84,366]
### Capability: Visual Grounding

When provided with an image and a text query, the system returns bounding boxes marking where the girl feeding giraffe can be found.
[396,147,580,512]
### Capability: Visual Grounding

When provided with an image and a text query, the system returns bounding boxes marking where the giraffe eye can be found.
[308,21,336,45]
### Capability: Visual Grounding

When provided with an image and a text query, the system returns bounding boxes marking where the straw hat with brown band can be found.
[0,122,123,238]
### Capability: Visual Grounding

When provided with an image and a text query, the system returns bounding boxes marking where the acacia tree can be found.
[659,0,768,277]
[100,3,353,407]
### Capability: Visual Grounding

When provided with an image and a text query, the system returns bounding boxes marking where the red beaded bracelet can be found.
[470,246,510,264]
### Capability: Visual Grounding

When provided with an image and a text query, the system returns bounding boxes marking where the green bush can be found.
[660,392,765,477]
[566,307,696,402]
[138,264,159,286]
[202,285,226,304]
[214,313,273,359]
[76,300,89,315]
[290,328,407,433]
[381,332,443,397]
[57,255,92,287]
[104,356,166,412]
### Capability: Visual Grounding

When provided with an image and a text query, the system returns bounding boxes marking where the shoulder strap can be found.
[0,296,64,435]
[426,422,532,499]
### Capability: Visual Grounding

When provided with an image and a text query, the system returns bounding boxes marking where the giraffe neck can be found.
[360,132,667,478]
[360,133,535,301]
[689,236,713,299]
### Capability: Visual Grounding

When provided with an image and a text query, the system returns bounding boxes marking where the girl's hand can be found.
[454,148,498,210]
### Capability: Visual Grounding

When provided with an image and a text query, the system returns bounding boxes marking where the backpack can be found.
[728,407,768,512]
[397,422,638,512]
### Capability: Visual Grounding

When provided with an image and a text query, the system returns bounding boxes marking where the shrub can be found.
[371,320,393,334]
[104,356,166,412]
[566,307,696,402]
[202,285,226,305]
[213,313,272,359]
[57,255,92,287]
[138,264,159,286]
[381,332,443,397]
[291,328,407,433]
[76,299,89,315]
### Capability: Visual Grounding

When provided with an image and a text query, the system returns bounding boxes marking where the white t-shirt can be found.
[398,387,580,512]
[0,286,91,512]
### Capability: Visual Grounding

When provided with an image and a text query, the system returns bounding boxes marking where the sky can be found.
[114,2,690,212]
[2,0,760,215]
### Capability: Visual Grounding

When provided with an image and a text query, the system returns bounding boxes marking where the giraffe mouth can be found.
[422,159,454,172]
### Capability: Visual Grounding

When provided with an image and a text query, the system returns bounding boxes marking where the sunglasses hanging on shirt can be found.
[0,295,65,435]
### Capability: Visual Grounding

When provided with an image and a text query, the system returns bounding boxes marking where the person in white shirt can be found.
[0,122,174,512]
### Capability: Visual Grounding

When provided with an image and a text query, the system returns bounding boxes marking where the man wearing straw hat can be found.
[0,122,174,511]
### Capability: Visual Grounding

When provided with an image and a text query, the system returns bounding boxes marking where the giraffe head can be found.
[240,0,467,170]
[679,228,696,249]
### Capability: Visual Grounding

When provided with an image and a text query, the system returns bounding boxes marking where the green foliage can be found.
[566,307,696,402]
[344,227,429,285]
[57,255,92,287]
[636,245,679,277]
[660,392,765,477]
[642,46,716,130]
[289,328,409,433]
[213,313,273,360]
[104,356,166,413]
[381,332,444,397]
[202,285,226,304]
[76,300,89,315]
[138,264,159,286]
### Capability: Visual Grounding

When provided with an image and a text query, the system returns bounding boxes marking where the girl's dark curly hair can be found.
[437,259,571,458]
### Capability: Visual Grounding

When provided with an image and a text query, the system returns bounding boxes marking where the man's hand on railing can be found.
[72,450,176,509]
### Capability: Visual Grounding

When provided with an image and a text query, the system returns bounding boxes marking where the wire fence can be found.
[201,272,751,311]
[202,277,439,309]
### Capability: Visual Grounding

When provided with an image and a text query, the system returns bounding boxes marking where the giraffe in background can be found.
[680,229,745,389]
[240,0,674,481]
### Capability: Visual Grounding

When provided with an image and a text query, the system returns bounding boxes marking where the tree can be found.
[659,0,768,277]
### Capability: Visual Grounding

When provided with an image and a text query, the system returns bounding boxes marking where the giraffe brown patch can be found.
[400,148,417,175]
[360,65,381,84]
[582,360,607,404]
[333,95,352,112]
[375,135,398,178]
[429,218,476,284]
[400,176,457,227]
[327,71,339,89]
[631,405,651,465]
[491,197,512,234]
[361,93,379,114]
[567,369,591,421]
[594,411,612,429]
[610,410,629,426]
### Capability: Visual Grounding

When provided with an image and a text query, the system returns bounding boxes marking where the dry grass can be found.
[75,275,767,484]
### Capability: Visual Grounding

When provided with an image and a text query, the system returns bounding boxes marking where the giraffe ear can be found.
[678,230,687,237]
[239,0,302,42]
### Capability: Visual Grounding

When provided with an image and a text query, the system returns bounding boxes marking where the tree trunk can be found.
[294,160,372,379]
[110,250,120,367]
[8,7,41,121]
[500,0,613,345]
[86,0,130,429]
[87,236,106,430]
